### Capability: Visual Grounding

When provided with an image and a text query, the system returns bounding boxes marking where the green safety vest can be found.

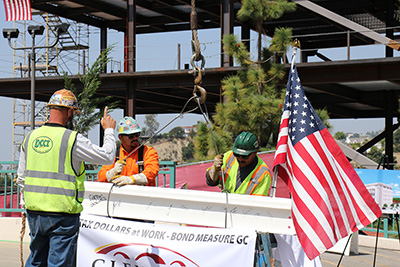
[220,151,271,196]
[22,126,86,214]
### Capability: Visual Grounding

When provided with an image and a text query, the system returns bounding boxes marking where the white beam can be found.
[336,140,378,169]
[83,182,295,235]
[295,0,400,51]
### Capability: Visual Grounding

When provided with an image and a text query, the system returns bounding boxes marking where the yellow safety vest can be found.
[221,151,271,196]
[22,126,85,214]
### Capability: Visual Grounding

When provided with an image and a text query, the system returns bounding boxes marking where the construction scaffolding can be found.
[11,10,90,161]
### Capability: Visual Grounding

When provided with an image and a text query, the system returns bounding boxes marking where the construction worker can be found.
[16,89,116,267]
[98,116,159,186]
[206,131,271,196]
[207,131,321,267]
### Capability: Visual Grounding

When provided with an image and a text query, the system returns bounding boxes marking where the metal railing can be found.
[361,213,399,238]
[0,160,176,216]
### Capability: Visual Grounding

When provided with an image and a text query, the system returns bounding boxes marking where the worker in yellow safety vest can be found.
[17,89,116,267]
[206,131,271,196]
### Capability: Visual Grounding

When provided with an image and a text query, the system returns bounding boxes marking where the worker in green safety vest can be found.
[206,131,272,196]
[17,89,116,267]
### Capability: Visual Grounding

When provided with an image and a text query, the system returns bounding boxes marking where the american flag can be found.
[3,0,32,21]
[273,64,382,260]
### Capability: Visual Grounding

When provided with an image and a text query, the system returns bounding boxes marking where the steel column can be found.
[385,91,394,169]
[99,27,108,145]
[126,0,136,117]
[100,27,108,73]
[241,23,250,52]
[126,79,136,117]
[127,0,136,73]
[385,0,394,57]
[220,0,234,67]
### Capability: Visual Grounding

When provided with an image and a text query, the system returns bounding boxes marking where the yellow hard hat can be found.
[47,89,80,111]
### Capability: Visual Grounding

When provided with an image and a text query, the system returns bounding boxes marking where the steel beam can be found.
[83,182,295,235]
[295,0,400,51]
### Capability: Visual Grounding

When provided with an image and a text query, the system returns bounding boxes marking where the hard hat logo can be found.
[232,131,259,156]
[118,116,142,136]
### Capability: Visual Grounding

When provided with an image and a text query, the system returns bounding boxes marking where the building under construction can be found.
[1,0,400,167]
[8,9,89,160]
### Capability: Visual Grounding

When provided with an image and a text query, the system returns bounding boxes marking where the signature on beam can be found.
[88,194,107,207]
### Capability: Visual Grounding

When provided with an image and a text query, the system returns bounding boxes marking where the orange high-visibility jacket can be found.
[98,145,159,186]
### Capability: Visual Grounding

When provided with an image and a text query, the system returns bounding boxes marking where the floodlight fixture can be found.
[54,23,70,34]
[2,28,19,39]
[27,25,45,36]
[3,23,69,131]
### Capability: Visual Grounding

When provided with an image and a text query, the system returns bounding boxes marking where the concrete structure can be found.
[366,182,393,208]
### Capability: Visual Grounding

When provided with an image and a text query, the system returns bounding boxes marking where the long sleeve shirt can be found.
[98,144,159,186]
[17,124,116,187]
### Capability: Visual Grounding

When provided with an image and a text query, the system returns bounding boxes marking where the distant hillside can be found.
[150,137,192,163]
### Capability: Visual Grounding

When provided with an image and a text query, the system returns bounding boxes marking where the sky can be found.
[0,10,395,161]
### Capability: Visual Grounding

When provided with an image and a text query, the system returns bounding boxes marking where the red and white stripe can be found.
[3,0,32,21]
[273,86,381,260]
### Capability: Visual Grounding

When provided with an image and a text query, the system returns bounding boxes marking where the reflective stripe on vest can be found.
[244,165,269,195]
[223,152,236,184]
[24,184,76,197]
[23,126,85,214]
[24,129,76,185]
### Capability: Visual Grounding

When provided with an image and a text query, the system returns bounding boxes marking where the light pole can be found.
[3,23,70,130]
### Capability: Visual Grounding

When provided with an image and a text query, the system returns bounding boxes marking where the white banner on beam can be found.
[82,182,295,235]
[78,214,257,267]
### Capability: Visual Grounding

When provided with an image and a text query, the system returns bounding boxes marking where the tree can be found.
[237,0,296,63]
[194,1,296,159]
[64,45,119,136]
[182,141,195,161]
[394,128,400,152]
[315,108,332,131]
[366,130,380,138]
[168,126,185,139]
[143,114,159,137]
[334,131,346,141]
[366,146,385,163]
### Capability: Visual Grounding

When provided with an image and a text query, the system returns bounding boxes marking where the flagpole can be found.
[270,167,279,197]
[271,40,300,198]
[291,39,300,70]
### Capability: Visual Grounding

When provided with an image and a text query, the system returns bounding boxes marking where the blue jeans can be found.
[26,212,80,267]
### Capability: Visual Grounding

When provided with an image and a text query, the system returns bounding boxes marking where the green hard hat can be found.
[117,116,142,136]
[232,132,259,156]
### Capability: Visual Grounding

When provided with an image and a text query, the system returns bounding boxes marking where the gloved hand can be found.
[207,154,224,184]
[213,154,224,171]
[111,175,134,186]
[112,173,149,186]
[106,160,127,182]
[20,192,25,210]
[132,173,148,185]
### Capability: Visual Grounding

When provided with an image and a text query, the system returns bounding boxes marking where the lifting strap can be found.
[116,145,144,173]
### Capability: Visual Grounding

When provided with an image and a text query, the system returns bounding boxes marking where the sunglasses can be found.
[123,133,140,139]
[233,153,251,159]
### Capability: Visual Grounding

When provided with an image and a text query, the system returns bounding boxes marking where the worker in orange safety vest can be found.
[98,116,159,186]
